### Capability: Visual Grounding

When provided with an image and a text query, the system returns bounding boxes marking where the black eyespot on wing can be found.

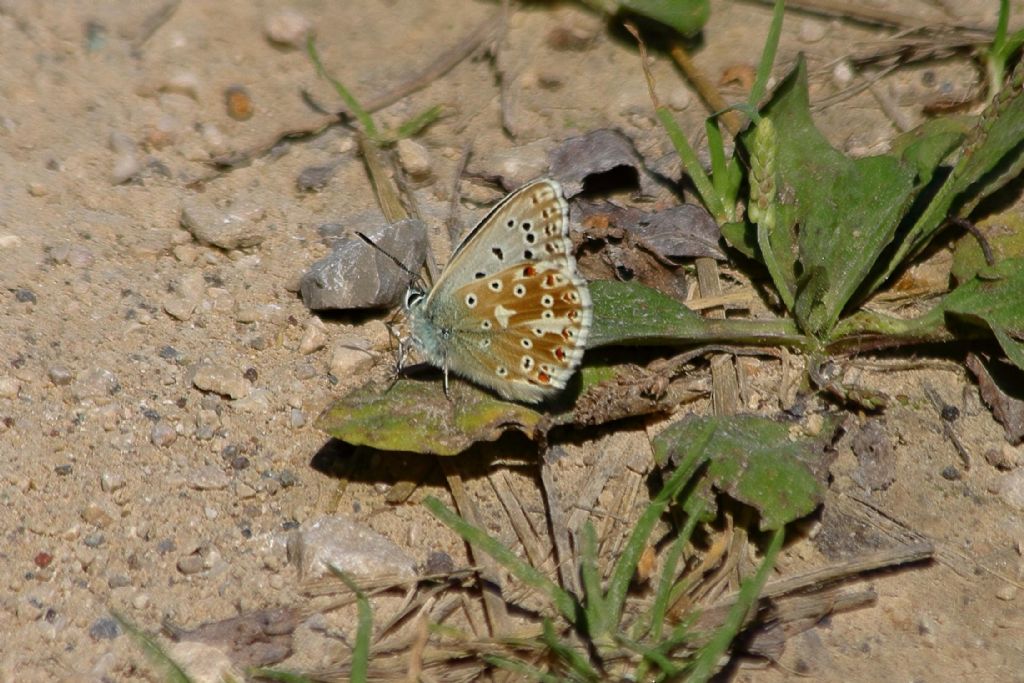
[522,221,532,230]
[474,271,486,279]
[524,250,533,259]
[506,219,515,228]
[525,233,536,244]
[492,247,504,260]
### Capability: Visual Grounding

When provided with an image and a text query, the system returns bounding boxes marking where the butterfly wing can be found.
[427,179,576,303]
[422,179,592,403]
[447,261,591,402]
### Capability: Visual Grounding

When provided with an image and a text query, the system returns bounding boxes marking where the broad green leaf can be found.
[831,257,1024,368]
[315,379,545,456]
[318,281,808,456]
[589,280,807,349]
[616,0,709,36]
[951,211,1024,283]
[652,414,827,530]
[890,116,971,185]
[747,58,918,337]
[942,257,1024,369]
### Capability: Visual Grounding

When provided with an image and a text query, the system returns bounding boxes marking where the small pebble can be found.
[180,198,267,250]
[293,515,417,579]
[797,19,827,43]
[14,288,36,303]
[296,163,339,192]
[0,377,20,399]
[100,472,127,493]
[111,153,142,185]
[177,554,205,575]
[329,339,375,379]
[83,533,106,548]
[192,363,250,399]
[49,366,74,387]
[27,182,48,197]
[161,71,200,100]
[89,617,121,641]
[996,585,1017,601]
[168,641,244,682]
[108,574,132,589]
[189,465,230,491]
[233,388,271,413]
[194,409,220,440]
[294,363,317,380]
[298,319,328,354]
[264,9,314,48]
[290,408,306,428]
[225,85,255,121]
[163,270,206,321]
[150,421,177,448]
[0,234,23,249]
[82,500,118,528]
[832,60,855,88]
[131,593,150,610]
[985,444,1021,471]
[999,469,1024,510]
[71,368,120,402]
[396,138,432,180]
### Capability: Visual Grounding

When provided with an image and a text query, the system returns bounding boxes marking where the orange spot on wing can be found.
[523,265,536,277]
[537,371,551,384]
[544,274,556,287]
[554,347,566,361]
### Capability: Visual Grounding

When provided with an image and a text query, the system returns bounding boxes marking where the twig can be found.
[439,459,511,636]
[540,462,579,596]
[668,42,745,136]
[740,0,989,32]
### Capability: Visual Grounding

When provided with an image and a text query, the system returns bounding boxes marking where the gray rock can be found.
[300,218,426,311]
[292,515,417,580]
[180,198,268,250]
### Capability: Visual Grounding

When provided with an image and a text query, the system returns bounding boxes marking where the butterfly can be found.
[403,178,592,404]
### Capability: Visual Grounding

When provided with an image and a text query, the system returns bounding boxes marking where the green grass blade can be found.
[748,0,785,108]
[541,619,599,681]
[112,612,193,683]
[382,104,444,143]
[604,440,710,623]
[656,108,726,221]
[328,569,373,683]
[306,37,379,139]
[423,496,581,622]
[685,527,785,682]
[484,654,564,682]
[579,522,609,639]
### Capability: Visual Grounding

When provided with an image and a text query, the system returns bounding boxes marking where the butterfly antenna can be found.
[356,232,426,290]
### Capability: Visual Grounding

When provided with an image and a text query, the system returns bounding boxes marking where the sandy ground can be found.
[2,0,1024,680]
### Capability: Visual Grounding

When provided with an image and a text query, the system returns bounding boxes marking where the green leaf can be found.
[871,58,1024,292]
[746,57,919,337]
[942,257,1024,369]
[652,415,827,530]
[317,281,806,457]
[589,280,807,349]
[315,378,544,456]
[616,0,709,36]
[890,116,971,185]
[950,211,1024,283]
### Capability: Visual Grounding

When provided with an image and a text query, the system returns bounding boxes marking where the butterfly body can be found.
[404,179,592,404]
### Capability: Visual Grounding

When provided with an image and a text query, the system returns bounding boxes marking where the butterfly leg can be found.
[442,363,451,400]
